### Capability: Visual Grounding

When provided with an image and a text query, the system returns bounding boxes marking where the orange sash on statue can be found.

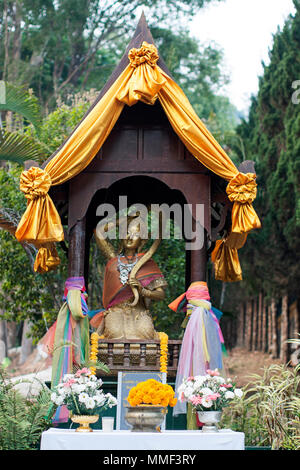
[103,253,164,309]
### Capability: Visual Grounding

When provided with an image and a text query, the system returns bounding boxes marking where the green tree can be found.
[0,0,223,109]
[151,25,239,138]
[222,1,300,315]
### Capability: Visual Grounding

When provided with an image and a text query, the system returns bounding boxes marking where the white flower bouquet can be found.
[50,368,117,416]
[178,368,243,412]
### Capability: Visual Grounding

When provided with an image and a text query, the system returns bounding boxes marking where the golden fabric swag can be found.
[15,41,260,277]
[211,238,243,282]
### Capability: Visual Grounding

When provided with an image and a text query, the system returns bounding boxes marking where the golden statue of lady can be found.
[93,215,167,340]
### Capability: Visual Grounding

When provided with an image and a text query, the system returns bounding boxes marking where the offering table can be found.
[40,428,245,451]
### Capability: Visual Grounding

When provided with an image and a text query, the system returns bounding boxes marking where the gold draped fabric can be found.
[33,242,60,273]
[211,238,243,282]
[15,41,260,279]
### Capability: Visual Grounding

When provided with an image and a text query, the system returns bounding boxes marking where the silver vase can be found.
[125,406,167,432]
[197,410,222,432]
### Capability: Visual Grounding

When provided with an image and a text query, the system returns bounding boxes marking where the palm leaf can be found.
[0,129,48,164]
[0,82,42,132]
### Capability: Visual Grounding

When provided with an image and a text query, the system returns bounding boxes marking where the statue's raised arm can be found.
[94,220,117,260]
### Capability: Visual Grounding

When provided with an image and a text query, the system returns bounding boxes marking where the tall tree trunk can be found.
[252,298,258,350]
[289,301,299,339]
[257,292,263,350]
[269,298,277,358]
[289,301,300,366]
[242,302,246,347]
[280,294,289,363]
[11,0,22,83]
[3,0,10,81]
[267,304,272,354]
[0,319,8,362]
[262,296,267,353]
[6,321,17,349]
[245,300,252,351]
[19,320,34,365]
[236,303,244,347]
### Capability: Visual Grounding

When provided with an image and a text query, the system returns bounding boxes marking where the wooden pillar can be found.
[190,226,207,283]
[68,217,87,278]
[270,298,277,358]
[280,294,289,363]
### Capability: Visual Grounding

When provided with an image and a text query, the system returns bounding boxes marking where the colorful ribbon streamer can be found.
[169,282,226,416]
[41,277,91,423]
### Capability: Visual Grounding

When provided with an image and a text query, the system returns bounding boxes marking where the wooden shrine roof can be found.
[41,12,171,170]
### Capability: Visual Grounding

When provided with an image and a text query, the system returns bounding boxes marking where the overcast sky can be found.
[189,0,296,114]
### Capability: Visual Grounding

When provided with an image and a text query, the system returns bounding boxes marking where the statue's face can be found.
[123,222,142,252]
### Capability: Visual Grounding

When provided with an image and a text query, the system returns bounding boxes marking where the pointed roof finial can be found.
[126,11,157,53]
[41,12,171,169]
[97,12,170,96]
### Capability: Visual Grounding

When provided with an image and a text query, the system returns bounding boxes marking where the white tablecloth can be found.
[40,428,244,450]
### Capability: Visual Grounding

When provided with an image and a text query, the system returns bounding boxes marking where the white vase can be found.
[197,410,222,432]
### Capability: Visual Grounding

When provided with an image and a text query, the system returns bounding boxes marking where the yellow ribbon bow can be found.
[226,172,261,233]
[117,41,166,106]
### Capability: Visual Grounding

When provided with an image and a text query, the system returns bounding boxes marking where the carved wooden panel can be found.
[85,101,208,173]
[98,127,138,161]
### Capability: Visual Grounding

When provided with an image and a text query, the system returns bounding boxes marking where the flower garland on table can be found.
[159,332,168,373]
[89,332,100,375]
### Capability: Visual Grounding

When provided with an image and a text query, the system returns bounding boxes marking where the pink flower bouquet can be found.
[178,369,243,411]
[50,368,117,416]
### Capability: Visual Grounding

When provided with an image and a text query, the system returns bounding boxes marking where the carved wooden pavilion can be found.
[25,14,256,376]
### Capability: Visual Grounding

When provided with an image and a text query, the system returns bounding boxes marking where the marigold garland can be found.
[89,332,100,375]
[158,332,168,373]
[89,332,168,374]
[127,379,177,408]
